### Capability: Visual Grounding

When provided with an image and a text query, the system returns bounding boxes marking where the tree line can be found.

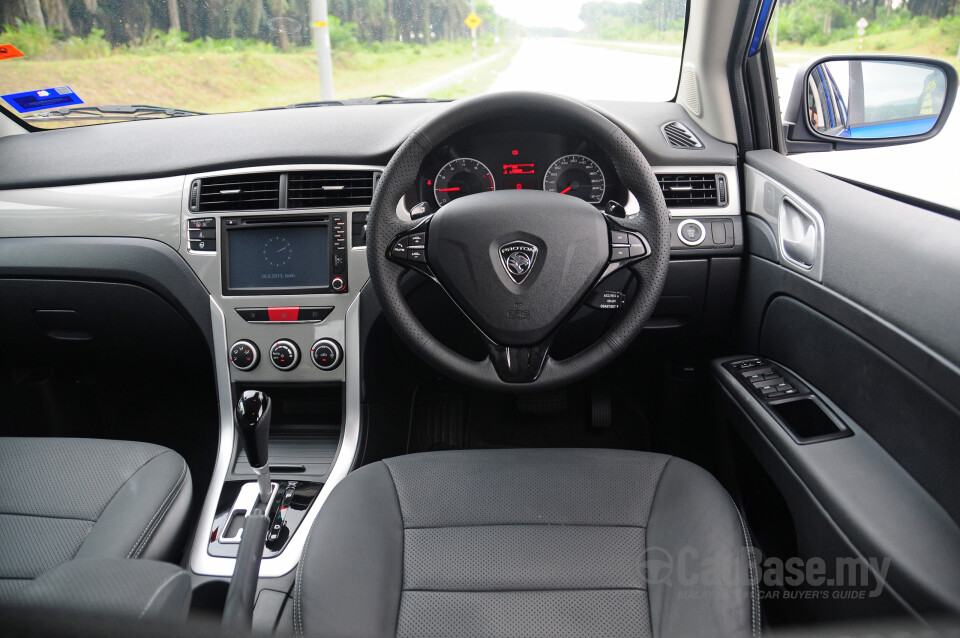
[579,0,686,40]
[777,0,960,20]
[1,0,506,50]
[774,0,959,45]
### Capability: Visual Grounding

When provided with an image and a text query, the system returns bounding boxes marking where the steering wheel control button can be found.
[628,234,648,258]
[609,230,647,261]
[230,340,259,371]
[587,290,626,310]
[235,308,269,322]
[610,231,629,245]
[299,307,334,322]
[391,238,408,258]
[390,225,431,267]
[408,232,426,247]
[678,219,706,246]
[269,340,300,371]
[311,338,343,371]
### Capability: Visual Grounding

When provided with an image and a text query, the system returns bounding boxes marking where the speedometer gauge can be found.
[543,155,606,204]
[434,158,496,206]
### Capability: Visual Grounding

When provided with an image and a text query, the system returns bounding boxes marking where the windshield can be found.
[0,0,687,128]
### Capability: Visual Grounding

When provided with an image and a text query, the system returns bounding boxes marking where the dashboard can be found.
[0,99,743,579]
[409,129,628,215]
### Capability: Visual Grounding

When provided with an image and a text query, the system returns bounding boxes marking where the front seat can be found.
[294,448,759,638]
[0,437,192,600]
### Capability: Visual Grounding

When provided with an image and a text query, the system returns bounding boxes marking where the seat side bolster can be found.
[76,451,191,563]
[646,457,758,638]
[12,558,191,622]
[296,461,405,638]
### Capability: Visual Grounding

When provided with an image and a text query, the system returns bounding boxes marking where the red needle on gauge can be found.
[560,186,573,194]
[437,187,460,192]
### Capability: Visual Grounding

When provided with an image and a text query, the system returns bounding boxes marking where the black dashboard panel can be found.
[0,100,736,191]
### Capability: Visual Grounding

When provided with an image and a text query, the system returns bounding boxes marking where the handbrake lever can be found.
[221,507,270,633]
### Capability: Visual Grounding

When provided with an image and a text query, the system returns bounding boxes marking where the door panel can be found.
[717,149,960,621]
[744,150,960,372]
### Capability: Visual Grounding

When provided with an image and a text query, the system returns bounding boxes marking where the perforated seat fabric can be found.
[294,448,759,638]
[0,437,192,600]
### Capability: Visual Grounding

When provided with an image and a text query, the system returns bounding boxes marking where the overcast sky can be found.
[487,0,635,31]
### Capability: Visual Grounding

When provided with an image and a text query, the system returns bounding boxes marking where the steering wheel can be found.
[367,92,670,391]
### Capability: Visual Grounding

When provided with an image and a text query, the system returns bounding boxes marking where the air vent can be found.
[657,173,727,207]
[195,173,281,212]
[288,171,376,208]
[661,121,703,149]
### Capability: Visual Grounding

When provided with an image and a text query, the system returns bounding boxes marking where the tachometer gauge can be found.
[434,158,496,206]
[543,154,606,204]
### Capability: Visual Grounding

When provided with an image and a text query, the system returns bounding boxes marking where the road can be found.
[481,38,958,210]
[489,38,679,102]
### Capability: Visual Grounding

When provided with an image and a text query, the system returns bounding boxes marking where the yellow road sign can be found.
[464,13,482,30]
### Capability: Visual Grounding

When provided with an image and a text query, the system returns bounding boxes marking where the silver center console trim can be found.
[218,481,279,544]
[189,293,362,578]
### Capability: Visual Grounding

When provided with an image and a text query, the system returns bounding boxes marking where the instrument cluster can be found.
[409,129,627,215]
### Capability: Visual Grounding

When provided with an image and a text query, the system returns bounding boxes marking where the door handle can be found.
[779,198,819,268]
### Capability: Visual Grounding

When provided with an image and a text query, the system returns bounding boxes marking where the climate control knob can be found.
[230,340,259,371]
[311,338,343,371]
[269,339,300,371]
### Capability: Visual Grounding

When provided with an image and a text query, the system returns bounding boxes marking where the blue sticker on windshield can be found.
[1,86,83,113]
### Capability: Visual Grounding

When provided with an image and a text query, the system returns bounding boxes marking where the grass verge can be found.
[428,44,520,99]
[774,24,960,69]
[0,40,503,126]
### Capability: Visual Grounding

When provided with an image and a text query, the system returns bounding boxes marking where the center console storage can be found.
[231,385,342,478]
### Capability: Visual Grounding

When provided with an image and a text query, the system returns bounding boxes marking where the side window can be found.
[770,4,959,210]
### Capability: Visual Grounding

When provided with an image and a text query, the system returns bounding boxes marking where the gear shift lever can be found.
[235,390,272,504]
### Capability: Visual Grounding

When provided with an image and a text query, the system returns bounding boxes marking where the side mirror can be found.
[783,55,958,152]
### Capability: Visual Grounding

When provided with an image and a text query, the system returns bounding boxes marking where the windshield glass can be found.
[0,0,687,128]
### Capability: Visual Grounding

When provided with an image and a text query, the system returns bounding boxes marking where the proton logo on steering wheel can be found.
[499,241,539,284]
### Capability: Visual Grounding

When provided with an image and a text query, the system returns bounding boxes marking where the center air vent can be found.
[657,173,727,208]
[194,173,281,212]
[661,121,704,149]
[288,171,376,208]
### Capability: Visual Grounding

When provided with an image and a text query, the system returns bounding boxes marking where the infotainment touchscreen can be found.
[227,225,329,290]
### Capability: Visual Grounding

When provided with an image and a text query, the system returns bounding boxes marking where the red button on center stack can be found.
[268,307,299,322]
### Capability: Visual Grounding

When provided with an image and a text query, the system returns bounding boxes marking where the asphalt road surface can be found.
[486,38,958,210]
[489,38,680,102]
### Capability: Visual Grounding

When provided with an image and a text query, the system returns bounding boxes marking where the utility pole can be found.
[312,0,336,100]
[471,0,478,61]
